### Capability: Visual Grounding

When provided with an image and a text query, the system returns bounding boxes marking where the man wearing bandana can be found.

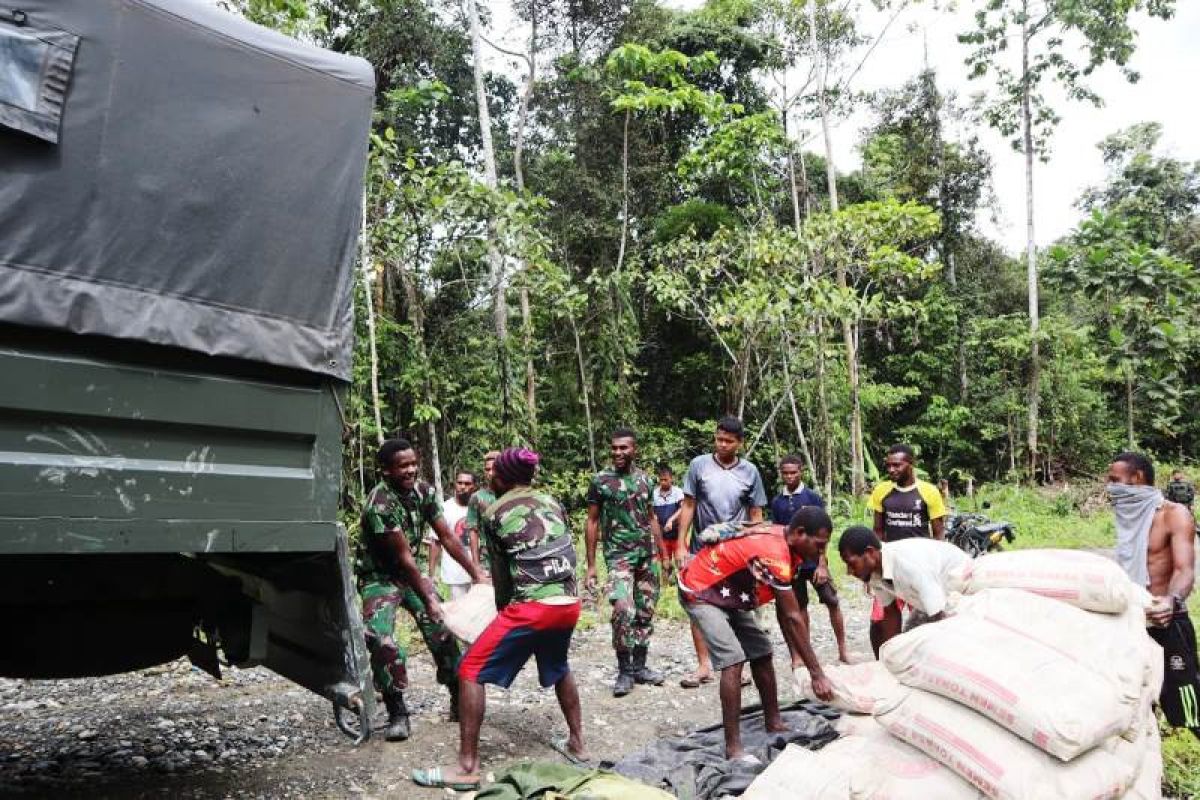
[1108,451,1199,739]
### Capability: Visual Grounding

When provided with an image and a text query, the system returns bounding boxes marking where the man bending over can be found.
[678,507,835,761]
[838,526,969,654]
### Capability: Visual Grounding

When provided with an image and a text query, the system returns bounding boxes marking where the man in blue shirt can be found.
[675,416,769,688]
[770,455,849,664]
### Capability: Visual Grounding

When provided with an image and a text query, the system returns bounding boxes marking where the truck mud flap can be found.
[201,527,375,743]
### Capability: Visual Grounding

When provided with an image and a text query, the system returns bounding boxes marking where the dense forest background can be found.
[232,0,1198,507]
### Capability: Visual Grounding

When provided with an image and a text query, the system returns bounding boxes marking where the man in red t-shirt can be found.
[678,507,835,761]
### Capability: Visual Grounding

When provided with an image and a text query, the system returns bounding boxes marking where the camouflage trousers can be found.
[605,547,660,653]
[359,580,461,696]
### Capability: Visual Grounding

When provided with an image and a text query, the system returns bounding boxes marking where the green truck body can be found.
[0,1,377,738]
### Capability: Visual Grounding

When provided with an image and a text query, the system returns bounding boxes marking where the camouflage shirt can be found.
[483,487,578,606]
[1165,479,1195,508]
[465,487,496,571]
[586,467,655,554]
[358,480,444,582]
[465,487,496,539]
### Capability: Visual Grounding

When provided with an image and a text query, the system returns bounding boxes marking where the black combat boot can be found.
[383,691,411,742]
[632,645,664,685]
[613,651,635,697]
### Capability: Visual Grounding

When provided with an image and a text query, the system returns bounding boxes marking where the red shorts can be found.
[458,599,581,688]
[870,596,907,622]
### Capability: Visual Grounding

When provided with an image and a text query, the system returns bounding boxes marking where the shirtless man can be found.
[1108,451,1199,738]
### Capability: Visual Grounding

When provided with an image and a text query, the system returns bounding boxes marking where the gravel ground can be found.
[0,589,873,799]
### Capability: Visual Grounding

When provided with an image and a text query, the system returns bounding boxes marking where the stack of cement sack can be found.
[752,549,1164,800]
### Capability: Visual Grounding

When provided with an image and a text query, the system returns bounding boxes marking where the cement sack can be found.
[743,743,842,800]
[952,588,1148,704]
[441,583,497,643]
[1138,635,1165,718]
[956,549,1134,613]
[746,732,983,800]
[882,590,1138,760]
[1104,708,1153,773]
[1122,718,1162,800]
[876,688,1135,800]
[834,714,885,738]
[848,729,985,800]
[795,661,902,715]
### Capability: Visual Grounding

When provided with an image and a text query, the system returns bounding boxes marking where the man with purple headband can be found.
[414,448,586,791]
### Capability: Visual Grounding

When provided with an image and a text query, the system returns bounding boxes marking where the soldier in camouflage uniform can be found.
[357,438,484,741]
[1166,470,1195,510]
[463,450,500,573]
[1166,470,1198,536]
[413,447,586,791]
[585,427,665,697]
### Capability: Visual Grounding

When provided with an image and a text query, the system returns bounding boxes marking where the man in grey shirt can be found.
[674,416,769,687]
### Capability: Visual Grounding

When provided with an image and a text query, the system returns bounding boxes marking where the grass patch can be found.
[1162,718,1200,799]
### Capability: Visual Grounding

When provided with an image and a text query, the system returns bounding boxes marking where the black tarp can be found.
[611,701,840,799]
[0,1,374,379]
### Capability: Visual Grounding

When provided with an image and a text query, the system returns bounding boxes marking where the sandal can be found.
[679,673,715,689]
[550,737,592,767]
[412,766,480,791]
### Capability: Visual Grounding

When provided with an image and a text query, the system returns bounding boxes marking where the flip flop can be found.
[679,674,715,688]
[412,766,480,791]
[550,737,592,767]
[730,753,763,767]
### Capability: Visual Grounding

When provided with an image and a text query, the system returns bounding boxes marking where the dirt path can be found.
[0,591,872,799]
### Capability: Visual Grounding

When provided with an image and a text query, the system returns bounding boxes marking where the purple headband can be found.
[494,447,540,485]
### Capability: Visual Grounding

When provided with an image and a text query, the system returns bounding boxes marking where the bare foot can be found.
[838,652,852,665]
[567,736,589,761]
[765,720,792,733]
[412,764,480,789]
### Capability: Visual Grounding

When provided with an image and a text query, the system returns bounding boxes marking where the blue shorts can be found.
[458,599,581,688]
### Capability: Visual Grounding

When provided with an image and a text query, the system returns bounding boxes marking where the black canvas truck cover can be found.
[0,1,374,380]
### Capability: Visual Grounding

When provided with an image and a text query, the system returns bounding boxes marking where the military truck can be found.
[0,1,376,739]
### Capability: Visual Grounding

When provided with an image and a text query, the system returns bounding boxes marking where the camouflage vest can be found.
[1165,479,1195,508]
[484,487,578,605]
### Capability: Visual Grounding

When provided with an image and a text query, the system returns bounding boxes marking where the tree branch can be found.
[480,33,532,66]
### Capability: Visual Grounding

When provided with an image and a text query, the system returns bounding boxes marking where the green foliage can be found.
[960,0,1177,157]
[1047,210,1200,442]
[237,0,1200,519]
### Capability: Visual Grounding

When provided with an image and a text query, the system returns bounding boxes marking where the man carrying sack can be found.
[413,448,586,791]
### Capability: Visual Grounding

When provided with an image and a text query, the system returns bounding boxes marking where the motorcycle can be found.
[945,504,1015,557]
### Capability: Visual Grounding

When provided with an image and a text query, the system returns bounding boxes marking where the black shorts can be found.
[1148,612,1200,732]
[792,566,838,609]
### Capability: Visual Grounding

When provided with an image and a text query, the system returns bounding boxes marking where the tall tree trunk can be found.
[1007,413,1017,475]
[513,4,539,440]
[570,314,597,472]
[467,0,511,428]
[780,80,803,233]
[395,258,442,495]
[1021,12,1040,481]
[617,109,631,274]
[799,147,833,496]
[426,418,443,499]
[925,69,969,401]
[359,193,384,445]
[1125,367,1136,449]
[809,0,865,495]
[782,339,818,480]
[612,109,633,400]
